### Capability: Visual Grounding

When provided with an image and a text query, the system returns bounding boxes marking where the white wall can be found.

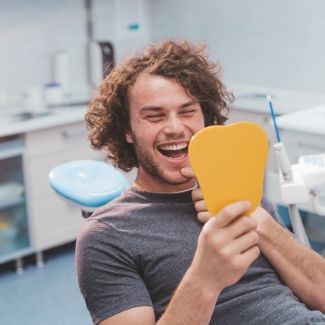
[3,0,324,108]
[93,0,152,63]
[151,0,325,94]
[0,0,151,108]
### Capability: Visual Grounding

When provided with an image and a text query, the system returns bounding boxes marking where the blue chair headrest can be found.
[49,160,129,209]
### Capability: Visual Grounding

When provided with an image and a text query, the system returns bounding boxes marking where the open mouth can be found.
[157,143,188,159]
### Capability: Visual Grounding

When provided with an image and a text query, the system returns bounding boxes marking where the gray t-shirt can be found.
[76,187,325,325]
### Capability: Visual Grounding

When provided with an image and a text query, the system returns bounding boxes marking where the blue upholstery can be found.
[49,160,129,210]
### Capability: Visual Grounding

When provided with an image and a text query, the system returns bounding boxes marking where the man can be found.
[76,40,325,325]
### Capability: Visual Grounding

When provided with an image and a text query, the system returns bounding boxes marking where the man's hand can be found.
[159,197,260,325]
[181,167,211,223]
[181,167,260,289]
[190,181,272,238]
[191,187,212,223]
[191,200,260,292]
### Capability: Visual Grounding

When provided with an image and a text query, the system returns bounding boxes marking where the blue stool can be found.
[49,160,129,218]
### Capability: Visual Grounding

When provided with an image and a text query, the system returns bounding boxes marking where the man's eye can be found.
[146,115,164,121]
[181,110,196,116]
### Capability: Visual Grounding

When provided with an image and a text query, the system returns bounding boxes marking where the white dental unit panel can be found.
[265,105,325,213]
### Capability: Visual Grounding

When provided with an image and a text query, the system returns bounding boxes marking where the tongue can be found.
[164,149,184,159]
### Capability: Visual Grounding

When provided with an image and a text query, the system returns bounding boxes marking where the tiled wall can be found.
[0,0,151,108]
[151,0,325,94]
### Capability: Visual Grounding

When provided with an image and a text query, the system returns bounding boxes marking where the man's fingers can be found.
[227,215,257,239]
[197,211,213,224]
[192,188,212,223]
[194,199,207,213]
[230,230,259,255]
[213,201,252,229]
[191,187,203,203]
[181,167,196,179]
[235,245,260,268]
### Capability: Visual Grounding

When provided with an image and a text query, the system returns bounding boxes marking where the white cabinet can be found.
[0,110,137,270]
[24,121,102,253]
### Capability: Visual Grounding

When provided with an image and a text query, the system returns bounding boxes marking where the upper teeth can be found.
[159,143,188,151]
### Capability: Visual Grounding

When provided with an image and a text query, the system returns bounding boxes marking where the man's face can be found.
[126,73,205,192]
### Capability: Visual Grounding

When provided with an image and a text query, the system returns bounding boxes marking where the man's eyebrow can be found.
[139,106,163,113]
[139,100,199,113]
[180,100,199,108]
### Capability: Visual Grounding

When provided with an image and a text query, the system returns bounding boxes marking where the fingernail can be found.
[246,201,252,208]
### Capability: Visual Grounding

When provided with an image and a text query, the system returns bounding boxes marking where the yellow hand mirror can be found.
[188,122,268,216]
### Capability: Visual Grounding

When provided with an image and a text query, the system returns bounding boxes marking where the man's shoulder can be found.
[78,186,196,243]
[77,187,139,245]
[90,186,194,219]
[80,186,159,229]
[88,187,140,220]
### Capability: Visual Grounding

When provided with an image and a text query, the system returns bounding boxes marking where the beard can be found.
[132,138,191,186]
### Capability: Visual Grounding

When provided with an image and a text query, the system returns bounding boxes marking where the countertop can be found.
[1,82,325,138]
[0,105,88,137]
[274,104,325,136]
[228,82,325,115]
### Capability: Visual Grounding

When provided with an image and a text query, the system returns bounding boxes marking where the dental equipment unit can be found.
[267,95,325,247]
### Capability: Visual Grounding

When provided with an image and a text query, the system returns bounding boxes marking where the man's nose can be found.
[163,116,185,134]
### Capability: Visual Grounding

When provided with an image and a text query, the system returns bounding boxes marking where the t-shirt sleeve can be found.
[260,194,294,232]
[75,219,153,325]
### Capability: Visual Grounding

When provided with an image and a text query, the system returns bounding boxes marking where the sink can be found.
[0,111,52,125]
[236,92,276,100]
[14,111,52,121]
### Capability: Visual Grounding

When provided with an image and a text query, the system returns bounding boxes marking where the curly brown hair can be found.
[85,39,234,171]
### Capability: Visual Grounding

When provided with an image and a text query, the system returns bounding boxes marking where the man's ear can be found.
[125,131,133,144]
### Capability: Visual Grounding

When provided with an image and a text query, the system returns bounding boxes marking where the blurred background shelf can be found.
[0,197,25,211]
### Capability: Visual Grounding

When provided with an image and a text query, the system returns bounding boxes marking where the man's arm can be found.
[189,180,325,313]
[252,207,325,312]
[99,201,260,325]
[99,306,155,325]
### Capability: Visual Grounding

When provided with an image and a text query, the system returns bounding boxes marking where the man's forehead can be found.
[128,73,194,101]
[131,73,179,88]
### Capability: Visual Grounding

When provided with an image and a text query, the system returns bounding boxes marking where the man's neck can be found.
[132,181,197,194]
[133,175,197,193]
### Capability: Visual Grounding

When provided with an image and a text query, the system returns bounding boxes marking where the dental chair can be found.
[49,160,129,218]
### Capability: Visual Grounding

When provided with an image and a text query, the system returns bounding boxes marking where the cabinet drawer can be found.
[25,122,89,158]
[27,146,102,198]
[29,193,84,251]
